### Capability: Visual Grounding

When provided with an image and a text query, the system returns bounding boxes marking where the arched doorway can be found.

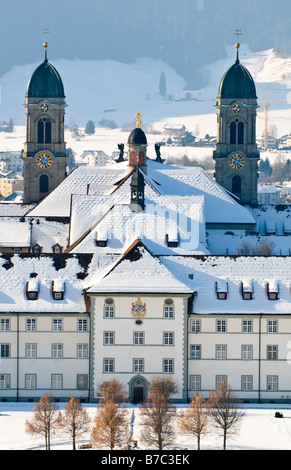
[129,376,148,404]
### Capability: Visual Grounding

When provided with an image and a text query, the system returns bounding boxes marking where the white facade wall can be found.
[0,313,90,401]
[188,314,291,402]
[90,294,189,402]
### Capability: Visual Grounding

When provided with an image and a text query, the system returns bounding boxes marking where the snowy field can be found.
[1,402,291,451]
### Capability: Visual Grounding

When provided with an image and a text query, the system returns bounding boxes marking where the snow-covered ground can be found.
[1,402,291,451]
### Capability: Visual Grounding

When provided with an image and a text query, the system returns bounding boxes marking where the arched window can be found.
[39,174,49,193]
[139,151,145,165]
[130,151,136,166]
[238,122,244,144]
[38,118,51,144]
[230,120,244,145]
[232,175,242,196]
[230,122,236,144]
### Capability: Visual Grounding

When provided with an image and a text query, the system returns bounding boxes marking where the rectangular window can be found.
[164,306,174,318]
[26,343,37,359]
[190,375,201,391]
[26,318,37,332]
[103,331,114,345]
[216,320,227,333]
[52,374,63,390]
[242,375,253,391]
[25,374,36,390]
[267,375,278,391]
[268,320,278,334]
[163,332,174,346]
[163,359,174,373]
[190,319,201,333]
[242,345,253,360]
[77,343,88,358]
[134,332,144,345]
[0,374,10,389]
[242,320,252,333]
[52,343,63,359]
[77,374,88,390]
[216,375,227,388]
[133,359,144,373]
[0,344,10,358]
[0,318,10,331]
[104,358,114,373]
[104,306,115,318]
[267,345,278,360]
[78,319,88,332]
[52,318,63,332]
[216,344,227,360]
[190,345,201,360]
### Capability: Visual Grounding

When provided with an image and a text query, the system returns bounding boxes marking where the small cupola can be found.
[128,113,148,174]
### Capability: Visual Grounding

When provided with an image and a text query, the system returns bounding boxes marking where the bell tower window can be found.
[230,120,244,145]
[38,118,51,144]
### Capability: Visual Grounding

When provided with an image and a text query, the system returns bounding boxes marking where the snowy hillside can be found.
[1,44,291,136]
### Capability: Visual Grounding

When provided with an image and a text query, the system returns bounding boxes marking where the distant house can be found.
[258,185,281,204]
[259,136,278,150]
[80,150,109,167]
[163,124,187,136]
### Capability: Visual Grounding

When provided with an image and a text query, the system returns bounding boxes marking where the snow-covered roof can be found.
[87,242,193,294]
[67,195,208,256]
[0,203,34,217]
[27,166,129,218]
[0,253,93,312]
[161,256,291,314]
[0,218,30,247]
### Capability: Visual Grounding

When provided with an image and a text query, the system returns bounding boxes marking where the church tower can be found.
[213,31,260,205]
[22,30,67,204]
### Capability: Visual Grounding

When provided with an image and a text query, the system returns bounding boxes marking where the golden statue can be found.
[136,113,141,128]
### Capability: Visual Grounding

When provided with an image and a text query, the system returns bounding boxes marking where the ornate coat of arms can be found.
[131,298,146,317]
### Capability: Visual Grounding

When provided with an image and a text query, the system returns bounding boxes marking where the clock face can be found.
[229,153,245,170]
[36,153,52,169]
[232,103,242,114]
[40,103,49,113]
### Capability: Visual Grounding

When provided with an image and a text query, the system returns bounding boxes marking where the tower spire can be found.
[234,28,241,63]
[42,26,50,61]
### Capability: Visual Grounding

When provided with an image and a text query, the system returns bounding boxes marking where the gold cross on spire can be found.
[234,28,241,61]
[235,28,242,44]
[42,26,50,58]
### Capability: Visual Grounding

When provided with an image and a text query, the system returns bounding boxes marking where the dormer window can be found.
[267,282,279,301]
[26,280,39,300]
[215,281,228,300]
[96,229,108,247]
[32,244,42,254]
[52,280,65,300]
[241,282,253,300]
[52,243,63,254]
[166,233,178,248]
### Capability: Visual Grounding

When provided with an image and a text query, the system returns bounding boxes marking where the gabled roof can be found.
[86,239,193,295]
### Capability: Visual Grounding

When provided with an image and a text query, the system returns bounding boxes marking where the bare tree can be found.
[208,379,244,450]
[25,394,62,450]
[97,379,127,404]
[91,400,130,450]
[178,393,209,450]
[59,397,91,450]
[140,377,176,450]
